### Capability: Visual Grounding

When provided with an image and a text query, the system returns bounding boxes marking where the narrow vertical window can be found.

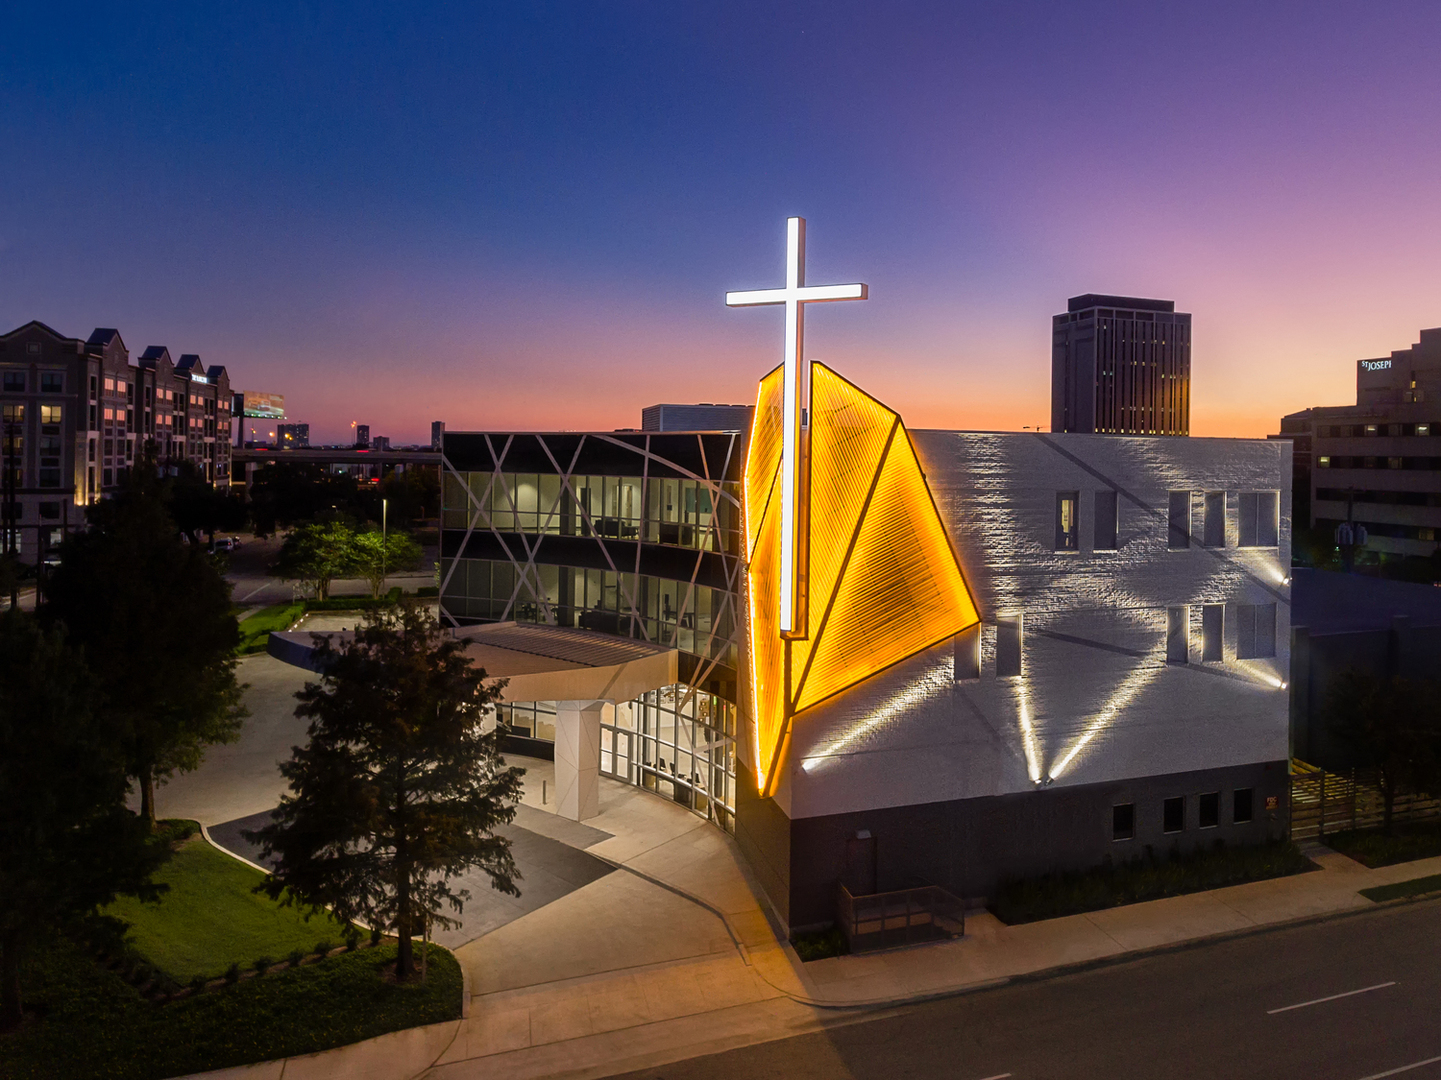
[1055,491,1079,551]
[1236,603,1256,659]
[1257,491,1279,547]
[1202,603,1224,662]
[1163,796,1185,834]
[1198,792,1220,829]
[1168,490,1191,549]
[1094,489,1118,550]
[1256,601,1277,658]
[1203,491,1225,548]
[1166,606,1189,664]
[1112,803,1135,841]
[953,623,980,681]
[995,616,1023,678]
[1233,788,1254,824]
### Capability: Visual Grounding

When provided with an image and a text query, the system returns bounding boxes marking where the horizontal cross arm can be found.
[725,288,789,307]
[795,282,867,302]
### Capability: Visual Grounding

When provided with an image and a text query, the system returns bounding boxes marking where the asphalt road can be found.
[617,899,1441,1080]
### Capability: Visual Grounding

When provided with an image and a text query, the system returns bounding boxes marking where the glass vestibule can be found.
[600,686,736,833]
[493,686,737,833]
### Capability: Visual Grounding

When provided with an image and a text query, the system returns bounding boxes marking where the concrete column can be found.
[554,700,604,821]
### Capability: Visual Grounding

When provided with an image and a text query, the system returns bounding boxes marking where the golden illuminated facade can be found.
[743,362,981,794]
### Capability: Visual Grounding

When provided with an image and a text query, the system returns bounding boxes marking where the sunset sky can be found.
[5,3,1441,444]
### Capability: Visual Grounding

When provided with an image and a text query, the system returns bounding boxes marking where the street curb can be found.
[795,891,1441,1014]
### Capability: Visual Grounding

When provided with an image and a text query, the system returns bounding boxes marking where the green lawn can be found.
[236,601,306,654]
[105,835,348,981]
[1325,820,1441,868]
[990,840,1315,925]
[3,933,461,1080]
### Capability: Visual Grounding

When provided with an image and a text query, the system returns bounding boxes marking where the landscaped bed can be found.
[236,601,307,654]
[990,840,1315,925]
[104,827,349,981]
[2,822,462,1080]
[3,934,461,1080]
[1323,820,1441,869]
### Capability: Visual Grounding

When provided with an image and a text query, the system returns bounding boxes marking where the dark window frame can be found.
[1162,795,1185,834]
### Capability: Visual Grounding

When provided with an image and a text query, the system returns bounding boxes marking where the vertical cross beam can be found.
[726,217,867,635]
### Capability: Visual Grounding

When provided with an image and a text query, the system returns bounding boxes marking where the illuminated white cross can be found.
[727,217,867,634]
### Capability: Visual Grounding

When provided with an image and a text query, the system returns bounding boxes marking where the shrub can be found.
[288,949,306,968]
[370,927,383,947]
[253,956,274,976]
[189,974,208,993]
[224,963,241,984]
[313,940,335,958]
[792,926,850,962]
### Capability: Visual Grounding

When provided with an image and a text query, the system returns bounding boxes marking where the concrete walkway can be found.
[180,796,1441,1080]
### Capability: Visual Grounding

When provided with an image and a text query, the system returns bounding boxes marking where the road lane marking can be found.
[1354,1053,1441,1079]
[1267,981,1396,1014]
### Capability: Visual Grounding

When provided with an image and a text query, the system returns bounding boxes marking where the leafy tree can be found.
[1326,670,1441,832]
[271,520,361,600]
[44,467,247,829]
[246,603,523,980]
[380,467,441,529]
[352,529,424,599]
[165,460,249,544]
[248,462,378,537]
[0,609,167,1029]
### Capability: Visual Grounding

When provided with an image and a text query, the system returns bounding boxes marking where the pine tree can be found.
[44,466,247,828]
[0,610,166,1029]
[247,603,523,980]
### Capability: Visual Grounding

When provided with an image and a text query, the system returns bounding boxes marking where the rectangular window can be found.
[1239,491,1280,547]
[995,616,1023,678]
[1168,490,1191,549]
[1094,489,1118,550]
[89,374,97,398]
[1163,796,1185,834]
[39,404,62,425]
[1203,491,1225,547]
[1112,803,1135,841]
[1198,792,1220,829]
[1055,491,1079,551]
[104,376,114,393]
[1235,602,1277,659]
[1233,788,1254,824]
[1166,606,1189,664]
[1317,456,1330,467]
[39,502,60,520]
[40,372,63,393]
[2,371,23,392]
[1202,603,1224,663]
[2,403,23,423]
[1419,424,1431,436]
[38,468,60,487]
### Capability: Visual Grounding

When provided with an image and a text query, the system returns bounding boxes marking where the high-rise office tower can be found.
[1051,294,1191,435]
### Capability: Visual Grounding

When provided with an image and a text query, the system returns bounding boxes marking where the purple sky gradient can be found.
[4,3,1441,442]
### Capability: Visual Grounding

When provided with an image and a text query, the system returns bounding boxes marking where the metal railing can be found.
[1290,762,1441,841]
[836,883,965,952]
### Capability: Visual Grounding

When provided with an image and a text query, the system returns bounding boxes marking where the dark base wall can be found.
[743,761,1291,933]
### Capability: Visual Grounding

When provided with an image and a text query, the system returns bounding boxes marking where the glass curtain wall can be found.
[442,558,737,666]
[443,471,740,554]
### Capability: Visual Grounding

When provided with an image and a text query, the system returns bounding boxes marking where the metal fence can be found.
[1289,762,1441,841]
[836,883,965,952]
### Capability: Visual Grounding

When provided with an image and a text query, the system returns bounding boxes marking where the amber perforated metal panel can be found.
[743,366,788,791]
[743,362,980,796]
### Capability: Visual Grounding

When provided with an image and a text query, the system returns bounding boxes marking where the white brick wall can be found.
[770,431,1293,820]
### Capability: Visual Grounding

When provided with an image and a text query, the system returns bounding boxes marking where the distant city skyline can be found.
[8,4,1441,445]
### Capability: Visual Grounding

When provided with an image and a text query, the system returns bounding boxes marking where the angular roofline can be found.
[1,319,80,344]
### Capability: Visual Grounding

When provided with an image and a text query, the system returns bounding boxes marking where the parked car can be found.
[210,536,243,553]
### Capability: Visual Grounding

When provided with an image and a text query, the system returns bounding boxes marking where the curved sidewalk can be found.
[180,826,1441,1080]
